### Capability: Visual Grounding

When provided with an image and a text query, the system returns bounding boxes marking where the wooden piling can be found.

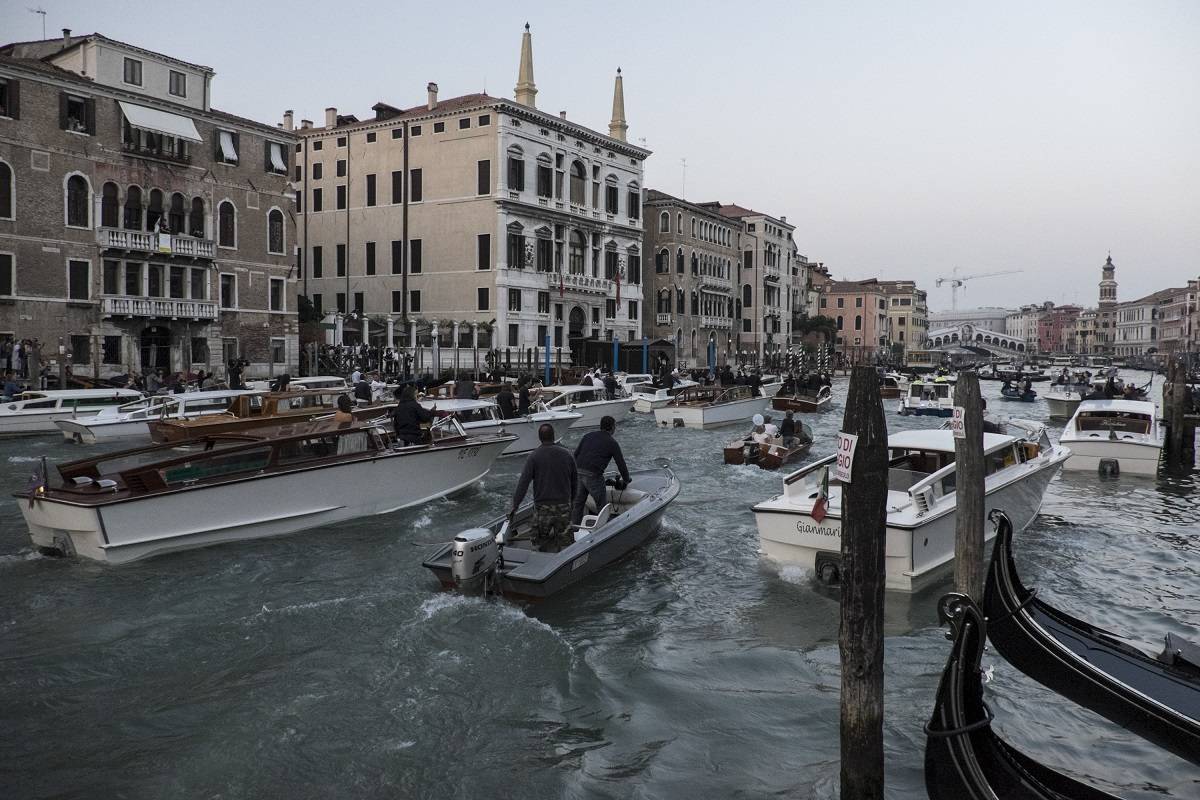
[1164,357,1195,470]
[953,370,985,599]
[839,365,888,799]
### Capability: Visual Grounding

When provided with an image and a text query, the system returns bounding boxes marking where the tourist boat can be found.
[535,384,635,428]
[1044,384,1085,418]
[983,512,1200,766]
[924,593,1122,800]
[419,397,580,456]
[723,422,814,471]
[1059,399,1163,476]
[772,385,832,413]
[753,425,1069,592]
[148,389,391,443]
[879,373,903,399]
[897,377,956,417]
[999,385,1038,402]
[0,388,144,438]
[421,464,680,599]
[17,416,516,564]
[653,385,767,429]
[630,379,698,412]
[56,389,260,444]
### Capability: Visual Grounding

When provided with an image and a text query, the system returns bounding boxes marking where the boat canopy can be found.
[888,429,1016,456]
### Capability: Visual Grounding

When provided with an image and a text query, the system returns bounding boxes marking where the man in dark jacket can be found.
[570,415,631,525]
[354,377,373,403]
[511,424,578,552]
[454,376,478,399]
[518,380,532,415]
[391,386,433,445]
[603,372,618,400]
[496,383,516,419]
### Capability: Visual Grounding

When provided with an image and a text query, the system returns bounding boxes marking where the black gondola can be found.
[983,511,1200,766]
[925,593,1121,799]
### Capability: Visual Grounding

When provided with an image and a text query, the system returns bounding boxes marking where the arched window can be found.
[189,197,205,238]
[147,189,164,230]
[166,193,185,234]
[677,212,682,233]
[569,230,586,274]
[100,182,119,228]
[659,211,669,233]
[690,217,696,237]
[656,247,669,274]
[65,174,90,228]
[675,247,684,274]
[267,208,284,254]
[569,160,586,205]
[657,289,671,314]
[675,289,684,315]
[691,252,698,275]
[218,201,236,248]
[124,186,142,229]
[855,315,862,331]
[690,290,699,316]
[742,284,752,308]
[0,160,12,219]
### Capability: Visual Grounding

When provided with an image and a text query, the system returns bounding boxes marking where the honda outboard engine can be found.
[450,528,500,590]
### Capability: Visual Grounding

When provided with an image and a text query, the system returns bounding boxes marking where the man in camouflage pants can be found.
[511,424,578,553]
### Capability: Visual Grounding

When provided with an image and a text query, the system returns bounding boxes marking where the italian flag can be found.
[811,466,830,523]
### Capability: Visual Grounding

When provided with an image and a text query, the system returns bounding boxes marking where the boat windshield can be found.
[1076,411,1151,435]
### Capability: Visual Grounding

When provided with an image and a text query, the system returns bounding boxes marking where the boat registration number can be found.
[457,447,480,460]
[572,553,589,571]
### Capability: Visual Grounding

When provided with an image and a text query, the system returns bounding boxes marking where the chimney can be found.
[780,215,787,224]
[559,110,567,119]
[283,110,294,131]
[61,28,71,46]
[427,82,439,110]
[300,119,312,130]
[325,107,337,128]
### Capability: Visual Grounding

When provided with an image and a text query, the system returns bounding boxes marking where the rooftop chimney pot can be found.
[283,110,294,131]
[427,82,439,110]
[559,110,567,119]
[300,119,313,130]
[61,28,71,46]
[324,107,337,129]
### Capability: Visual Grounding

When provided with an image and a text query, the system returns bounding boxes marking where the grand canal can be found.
[1,372,1196,798]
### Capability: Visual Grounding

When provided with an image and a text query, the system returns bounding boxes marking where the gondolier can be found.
[511,423,578,552]
[571,415,631,525]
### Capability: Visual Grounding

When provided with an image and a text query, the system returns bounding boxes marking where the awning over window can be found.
[219,130,238,162]
[118,101,201,142]
[268,142,285,172]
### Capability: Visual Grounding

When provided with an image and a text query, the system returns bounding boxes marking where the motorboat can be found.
[983,512,1200,766]
[245,375,347,392]
[1044,384,1085,418]
[614,373,655,395]
[630,379,698,412]
[0,388,144,437]
[56,390,260,444]
[879,373,903,400]
[17,416,516,564]
[1059,399,1163,476]
[757,375,784,398]
[753,424,1069,592]
[535,384,635,428]
[148,389,392,443]
[897,376,956,417]
[999,384,1038,402]
[924,592,1122,800]
[421,464,679,600]
[653,385,767,429]
[772,385,832,413]
[419,397,580,456]
[723,422,813,471]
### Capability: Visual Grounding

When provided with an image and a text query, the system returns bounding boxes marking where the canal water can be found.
[1,371,1196,799]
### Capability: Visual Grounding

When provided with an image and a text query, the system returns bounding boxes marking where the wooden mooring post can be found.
[839,365,888,798]
[1164,357,1196,471]
[952,371,985,599]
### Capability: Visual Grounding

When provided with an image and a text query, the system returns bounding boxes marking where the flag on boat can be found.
[811,466,830,522]
[26,456,48,509]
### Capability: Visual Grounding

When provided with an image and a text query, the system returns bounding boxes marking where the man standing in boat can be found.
[571,415,632,526]
[511,424,578,552]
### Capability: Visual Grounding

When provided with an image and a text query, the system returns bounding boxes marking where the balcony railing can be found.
[699,274,732,290]
[656,313,673,326]
[101,295,218,320]
[763,266,781,283]
[562,272,611,294]
[702,316,733,330]
[97,228,215,259]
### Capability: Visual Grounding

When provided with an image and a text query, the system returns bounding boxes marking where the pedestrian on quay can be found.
[510,423,578,552]
[570,415,631,526]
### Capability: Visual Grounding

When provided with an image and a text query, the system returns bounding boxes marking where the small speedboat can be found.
[879,373,903,399]
[536,384,635,428]
[924,592,1122,800]
[654,385,767,429]
[983,511,1200,766]
[245,375,347,392]
[56,389,260,444]
[1059,399,1163,475]
[422,464,679,600]
[630,379,698,413]
[897,377,956,417]
[999,385,1038,402]
[724,423,814,471]
[1044,384,1085,418]
[1,388,144,437]
[772,385,832,413]
[420,397,580,456]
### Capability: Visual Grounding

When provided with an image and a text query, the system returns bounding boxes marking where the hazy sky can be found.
[4,0,1197,311]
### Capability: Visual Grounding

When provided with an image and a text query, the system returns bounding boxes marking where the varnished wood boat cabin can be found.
[148,389,393,443]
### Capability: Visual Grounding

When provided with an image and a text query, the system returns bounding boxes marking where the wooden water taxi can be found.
[653,385,766,429]
[772,385,832,413]
[147,389,392,443]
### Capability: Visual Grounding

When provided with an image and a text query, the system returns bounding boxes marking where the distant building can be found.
[818,278,889,364]
[1157,282,1196,356]
[1073,309,1098,354]
[1115,287,1180,358]
[1038,305,1081,353]
[877,280,928,351]
[1005,303,1050,352]
[928,307,1012,334]
[0,30,298,379]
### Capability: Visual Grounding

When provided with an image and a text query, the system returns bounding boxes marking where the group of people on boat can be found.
[509,415,632,553]
[745,411,805,448]
[779,371,832,397]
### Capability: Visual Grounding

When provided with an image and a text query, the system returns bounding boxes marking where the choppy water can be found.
[1,371,1196,799]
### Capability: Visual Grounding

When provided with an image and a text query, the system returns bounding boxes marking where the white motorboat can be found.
[420,398,580,456]
[653,385,768,429]
[753,425,1069,592]
[1059,399,1163,476]
[56,390,260,444]
[18,416,516,564]
[630,379,699,412]
[897,376,956,417]
[758,378,784,398]
[614,373,654,396]
[1,389,144,438]
[1044,384,1085,419]
[536,384,635,428]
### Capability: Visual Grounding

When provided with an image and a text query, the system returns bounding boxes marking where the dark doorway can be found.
[140,325,171,372]
[568,306,586,338]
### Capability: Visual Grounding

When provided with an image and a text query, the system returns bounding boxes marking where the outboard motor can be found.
[450,528,500,591]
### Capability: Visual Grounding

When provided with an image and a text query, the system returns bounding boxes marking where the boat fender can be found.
[815,552,841,586]
[673,418,685,428]
[1098,458,1120,478]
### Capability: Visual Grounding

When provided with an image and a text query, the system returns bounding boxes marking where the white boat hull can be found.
[57,418,152,444]
[632,396,670,413]
[460,412,578,456]
[21,438,513,564]
[1059,438,1162,475]
[755,456,1065,592]
[653,395,768,429]
[562,398,635,428]
[1044,394,1082,419]
[0,409,103,437]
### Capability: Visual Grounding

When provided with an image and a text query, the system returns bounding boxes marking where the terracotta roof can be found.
[305,93,500,132]
[826,279,885,293]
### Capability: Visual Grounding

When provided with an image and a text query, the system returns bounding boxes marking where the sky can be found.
[4,0,1197,312]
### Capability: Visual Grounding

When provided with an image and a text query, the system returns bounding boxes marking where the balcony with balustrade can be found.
[97,228,215,259]
[101,295,218,321]
[561,272,612,296]
[655,313,673,326]
[763,264,781,283]
[701,315,732,330]
[699,273,733,291]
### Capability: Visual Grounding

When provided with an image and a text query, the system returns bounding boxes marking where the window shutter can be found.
[214,130,222,161]
[232,132,240,162]
[8,80,18,119]
[58,92,68,130]
[85,98,96,134]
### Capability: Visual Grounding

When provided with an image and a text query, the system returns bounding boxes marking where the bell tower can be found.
[1098,253,1117,308]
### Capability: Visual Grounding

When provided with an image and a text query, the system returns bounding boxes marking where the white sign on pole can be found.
[833,431,859,483]
[951,406,966,439]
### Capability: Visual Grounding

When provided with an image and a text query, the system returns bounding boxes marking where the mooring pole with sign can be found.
[838,365,889,800]
[952,370,985,599]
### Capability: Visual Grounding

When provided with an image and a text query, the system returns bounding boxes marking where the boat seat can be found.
[71,476,94,486]
[96,479,119,491]
[574,503,613,541]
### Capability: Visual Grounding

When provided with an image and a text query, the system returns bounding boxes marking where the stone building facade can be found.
[818,278,890,364]
[0,32,297,380]
[642,190,738,367]
[877,279,928,351]
[293,26,648,367]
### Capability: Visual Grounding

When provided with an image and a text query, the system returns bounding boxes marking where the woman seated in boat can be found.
[334,394,355,425]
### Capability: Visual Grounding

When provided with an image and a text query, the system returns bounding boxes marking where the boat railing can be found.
[782,453,837,497]
[908,462,957,504]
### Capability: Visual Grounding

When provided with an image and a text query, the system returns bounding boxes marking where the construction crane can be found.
[935,267,1024,310]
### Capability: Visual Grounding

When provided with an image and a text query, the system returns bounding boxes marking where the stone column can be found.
[452,321,460,376]
[431,319,440,376]
[362,317,370,348]
[386,317,395,349]
[334,314,344,346]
